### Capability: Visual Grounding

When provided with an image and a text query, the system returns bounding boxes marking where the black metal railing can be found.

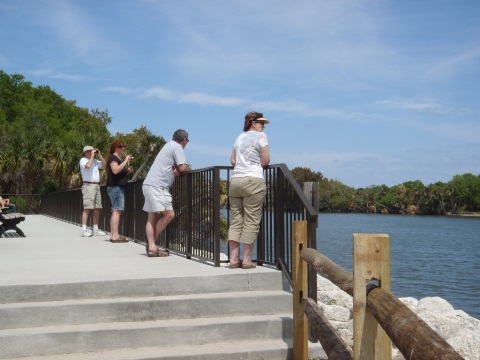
[40,164,318,294]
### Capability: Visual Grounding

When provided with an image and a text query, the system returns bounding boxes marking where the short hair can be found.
[173,129,189,142]
[243,111,264,131]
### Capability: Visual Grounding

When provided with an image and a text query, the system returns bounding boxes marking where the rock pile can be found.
[316,275,480,360]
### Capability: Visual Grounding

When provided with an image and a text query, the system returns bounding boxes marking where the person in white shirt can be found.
[142,129,189,257]
[228,112,270,269]
[79,145,107,237]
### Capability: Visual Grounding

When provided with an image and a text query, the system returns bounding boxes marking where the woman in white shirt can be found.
[228,111,270,269]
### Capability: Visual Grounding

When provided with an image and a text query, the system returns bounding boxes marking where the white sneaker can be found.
[92,229,107,236]
[80,229,92,237]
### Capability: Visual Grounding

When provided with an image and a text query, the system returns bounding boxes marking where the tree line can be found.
[291,167,480,215]
[0,70,166,212]
[1,70,478,215]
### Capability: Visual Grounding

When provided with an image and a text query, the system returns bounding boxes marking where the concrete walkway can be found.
[0,215,277,287]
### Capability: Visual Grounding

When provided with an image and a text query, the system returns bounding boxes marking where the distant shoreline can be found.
[452,212,480,218]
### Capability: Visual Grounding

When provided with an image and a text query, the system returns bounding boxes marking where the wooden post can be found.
[302,182,319,227]
[293,221,308,360]
[353,234,392,360]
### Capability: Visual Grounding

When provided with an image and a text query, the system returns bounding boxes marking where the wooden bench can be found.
[0,212,26,237]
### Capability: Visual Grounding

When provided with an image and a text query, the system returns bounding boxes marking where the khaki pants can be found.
[227,177,266,244]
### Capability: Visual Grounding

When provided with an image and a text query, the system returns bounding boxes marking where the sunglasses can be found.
[117,145,125,148]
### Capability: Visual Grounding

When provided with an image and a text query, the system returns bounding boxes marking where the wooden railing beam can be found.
[301,297,353,360]
[301,248,353,295]
[300,248,464,360]
[367,287,464,360]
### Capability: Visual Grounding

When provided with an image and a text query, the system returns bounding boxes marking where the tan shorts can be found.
[227,177,266,244]
[82,183,102,209]
[142,184,173,213]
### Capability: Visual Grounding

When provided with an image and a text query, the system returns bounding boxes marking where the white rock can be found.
[417,296,454,312]
[318,303,351,322]
[315,274,479,360]
[399,296,418,309]
[317,275,353,310]
[447,328,480,360]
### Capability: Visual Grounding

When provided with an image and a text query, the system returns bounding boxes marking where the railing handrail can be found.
[40,164,317,294]
[275,163,317,216]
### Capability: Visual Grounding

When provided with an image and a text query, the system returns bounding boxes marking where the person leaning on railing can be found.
[142,129,189,257]
[0,195,16,213]
[228,111,271,269]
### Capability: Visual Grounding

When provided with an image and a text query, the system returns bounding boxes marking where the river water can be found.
[316,213,480,319]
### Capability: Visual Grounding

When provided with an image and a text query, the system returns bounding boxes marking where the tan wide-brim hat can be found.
[82,145,94,156]
[256,117,270,124]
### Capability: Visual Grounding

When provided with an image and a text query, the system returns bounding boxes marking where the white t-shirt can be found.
[232,131,268,179]
[143,140,187,189]
[79,158,103,182]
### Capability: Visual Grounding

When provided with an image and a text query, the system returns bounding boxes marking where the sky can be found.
[1,0,479,188]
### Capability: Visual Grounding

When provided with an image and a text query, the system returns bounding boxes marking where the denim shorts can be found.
[107,186,125,211]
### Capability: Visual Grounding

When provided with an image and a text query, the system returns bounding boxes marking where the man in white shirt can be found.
[79,146,107,237]
[142,129,189,257]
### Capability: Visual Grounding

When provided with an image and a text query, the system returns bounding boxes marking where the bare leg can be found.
[146,210,175,253]
[155,210,175,239]
[110,210,123,239]
[229,240,240,265]
[242,243,254,266]
[92,208,101,227]
[82,209,91,226]
[146,212,160,252]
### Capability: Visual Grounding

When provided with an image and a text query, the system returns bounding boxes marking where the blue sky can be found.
[1,0,479,188]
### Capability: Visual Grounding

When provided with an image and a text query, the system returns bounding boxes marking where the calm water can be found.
[316,213,480,319]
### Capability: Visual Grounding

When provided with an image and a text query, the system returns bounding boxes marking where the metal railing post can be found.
[274,167,285,270]
[213,167,221,267]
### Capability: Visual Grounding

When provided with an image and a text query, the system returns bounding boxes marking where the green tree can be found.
[291,167,324,184]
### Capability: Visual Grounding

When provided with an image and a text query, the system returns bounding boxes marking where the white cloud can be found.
[142,87,245,107]
[427,47,480,79]
[100,87,137,95]
[38,0,123,66]
[141,87,356,118]
[379,99,446,114]
[419,122,480,144]
[28,69,86,82]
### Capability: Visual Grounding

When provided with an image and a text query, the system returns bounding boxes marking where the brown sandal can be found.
[110,236,128,243]
[147,248,169,257]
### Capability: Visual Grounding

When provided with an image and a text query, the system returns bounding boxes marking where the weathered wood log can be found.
[301,248,353,295]
[300,248,465,360]
[302,297,353,360]
[367,287,464,360]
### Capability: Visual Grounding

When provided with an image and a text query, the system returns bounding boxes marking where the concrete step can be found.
[0,268,326,359]
[0,272,289,303]
[0,339,327,360]
[0,290,292,330]
[0,314,298,359]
